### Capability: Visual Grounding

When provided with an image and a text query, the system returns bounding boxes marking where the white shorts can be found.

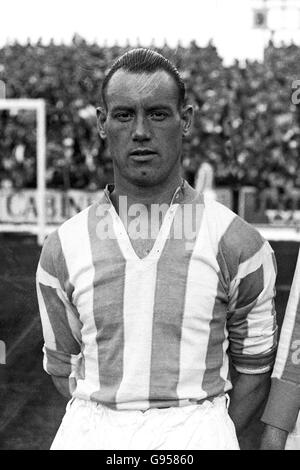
[51,395,240,450]
[285,411,300,450]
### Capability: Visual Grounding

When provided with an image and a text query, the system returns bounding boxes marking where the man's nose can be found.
[132,116,151,141]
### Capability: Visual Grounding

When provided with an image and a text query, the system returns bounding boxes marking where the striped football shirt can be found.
[37,181,277,411]
[262,249,300,432]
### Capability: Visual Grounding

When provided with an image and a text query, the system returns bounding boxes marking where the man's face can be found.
[99,69,192,187]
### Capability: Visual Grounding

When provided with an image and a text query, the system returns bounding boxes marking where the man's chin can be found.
[125,169,163,187]
[129,173,165,188]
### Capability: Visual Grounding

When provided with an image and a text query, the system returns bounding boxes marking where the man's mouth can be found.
[129,149,157,161]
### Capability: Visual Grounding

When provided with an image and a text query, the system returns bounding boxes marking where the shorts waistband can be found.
[67,394,229,415]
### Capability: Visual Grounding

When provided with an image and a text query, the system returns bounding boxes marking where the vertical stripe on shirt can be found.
[228,266,263,357]
[58,207,98,397]
[39,229,74,302]
[149,199,204,406]
[36,279,56,350]
[241,252,276,356]
[87,203,127,407]
[39,283,80,354]
[116,258,157,410]
[193,208,235,398]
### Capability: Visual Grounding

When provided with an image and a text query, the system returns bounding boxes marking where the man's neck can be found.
[110,174,183,212]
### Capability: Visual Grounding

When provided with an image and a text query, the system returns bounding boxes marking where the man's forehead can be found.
[105,69,179,107]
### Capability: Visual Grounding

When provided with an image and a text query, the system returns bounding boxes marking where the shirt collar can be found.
[103,183,115,204]
[103,179,187,206]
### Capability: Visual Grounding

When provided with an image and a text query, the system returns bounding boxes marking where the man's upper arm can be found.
[223,219,278,375]
[37,230,82,379]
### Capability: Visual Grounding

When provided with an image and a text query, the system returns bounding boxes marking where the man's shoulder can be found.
[58,203,93,235]
[204,197,269,261]
[204,196,260,236]
[39,202,99,276]
[42,202,98,254]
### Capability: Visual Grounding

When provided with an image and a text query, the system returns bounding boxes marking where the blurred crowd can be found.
[1,37,300,192]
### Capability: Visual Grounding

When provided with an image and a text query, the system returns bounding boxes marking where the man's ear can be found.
[96,107,107,139]
[181,104,193,137]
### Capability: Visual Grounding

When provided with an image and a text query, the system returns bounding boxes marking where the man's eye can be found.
[150,112,167,121]
[115,112,132,122]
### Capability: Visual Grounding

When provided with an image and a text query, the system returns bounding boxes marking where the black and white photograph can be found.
[0,0,300,452]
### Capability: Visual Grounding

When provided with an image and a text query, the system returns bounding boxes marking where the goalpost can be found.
[0,99,46,245]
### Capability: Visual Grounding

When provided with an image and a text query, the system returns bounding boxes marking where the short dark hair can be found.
[101,48,185,109]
